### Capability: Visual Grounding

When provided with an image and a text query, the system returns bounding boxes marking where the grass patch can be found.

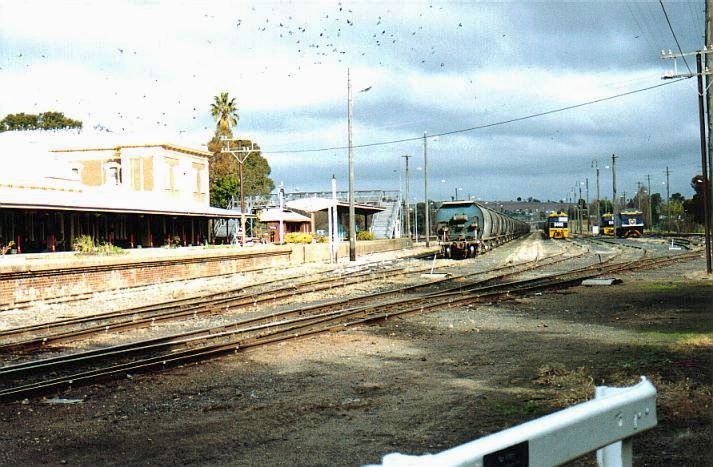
[639,331,713,347]
[493,400,545,418]
[637,282,679,291]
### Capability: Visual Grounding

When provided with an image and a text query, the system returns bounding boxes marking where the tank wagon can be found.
[545,211,569,239]
[435,201,530,259]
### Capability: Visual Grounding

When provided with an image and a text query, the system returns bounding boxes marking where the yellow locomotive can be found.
[545,211,569,239]
[600,213,615,236]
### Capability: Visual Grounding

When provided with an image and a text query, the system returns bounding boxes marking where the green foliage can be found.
[207,134,275,208]
[0,111,82,132]
[357,231,375,241]
[284,232,313,243]
[210,92,239,132]
[72,235,123,255]
[315,235,328,243]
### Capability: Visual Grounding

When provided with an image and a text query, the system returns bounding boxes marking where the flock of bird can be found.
[3,2,474,134]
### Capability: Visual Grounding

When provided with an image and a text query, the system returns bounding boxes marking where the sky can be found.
[0,1,707,203]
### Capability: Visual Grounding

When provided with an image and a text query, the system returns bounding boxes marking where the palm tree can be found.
[210,92,239,132]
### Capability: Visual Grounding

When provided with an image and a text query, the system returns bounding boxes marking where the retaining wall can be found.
[0,239,411,308]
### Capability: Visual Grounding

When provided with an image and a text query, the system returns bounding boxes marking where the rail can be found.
[368,377,657,467]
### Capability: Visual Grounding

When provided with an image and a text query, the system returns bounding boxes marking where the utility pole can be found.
[586,177,590,232]
[707,0,713,225]
[347,68,356,261]
[593,160,601,228]
[646,174,652,231]
[665,166,672,232]
[697,52,713,273]
[662,47,713,273]
[423,131,430,247]
[402,155,411,240]
[612,154,618,237]
[221,138,255,246]
[636,181,642,211]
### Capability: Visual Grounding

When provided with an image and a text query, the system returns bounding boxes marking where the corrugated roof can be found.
[0,185,238,218]
[258,208,312,223]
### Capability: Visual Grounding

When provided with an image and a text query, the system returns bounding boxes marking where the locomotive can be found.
[435,201,530,259]
[600,211,644,237]
[616,210,644,237]
[544,211,569,239]
[600,213,615,236]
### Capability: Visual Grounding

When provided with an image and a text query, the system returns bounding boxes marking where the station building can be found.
[0,130,238,253]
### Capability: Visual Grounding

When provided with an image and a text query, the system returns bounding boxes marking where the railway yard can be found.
[0,233,711,466]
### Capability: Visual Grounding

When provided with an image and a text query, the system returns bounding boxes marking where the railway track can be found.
[1,238,697,402]
[0,237,578,352]
[0,243,609,401]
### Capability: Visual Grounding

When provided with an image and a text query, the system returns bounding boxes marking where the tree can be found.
[684,175,706,225]
[0,111,82,131]
[210,92,239,132]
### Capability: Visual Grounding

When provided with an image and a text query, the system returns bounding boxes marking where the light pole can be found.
[611,154,618,238]
[402,155,411,240]
[424,131,430,247]
[454,187,462,201]
[592,160,600,228]
[346,68,371,261]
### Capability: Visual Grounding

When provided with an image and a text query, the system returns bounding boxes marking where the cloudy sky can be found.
[0,1,706,203]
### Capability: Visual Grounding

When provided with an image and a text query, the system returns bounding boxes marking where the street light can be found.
[347,68,371,261]
[454,187,462,201]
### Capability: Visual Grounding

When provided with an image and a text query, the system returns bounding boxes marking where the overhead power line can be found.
[262,78,685,155]
[659,0,693,75]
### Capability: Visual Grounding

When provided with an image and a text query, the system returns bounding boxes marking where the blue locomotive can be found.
[435,201,530,259]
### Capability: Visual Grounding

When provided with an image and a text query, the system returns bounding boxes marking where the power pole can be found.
[593,160,601,228]
[707,0,713,224]
[612,154,618,237]
[636,181,642,211]
[665,166,672,232]
[646,174,652,231]
[221,138,255,246]
[347,68,356,261]
[402,155,411,240]
[423,131,430,247]
[662,47,713,273]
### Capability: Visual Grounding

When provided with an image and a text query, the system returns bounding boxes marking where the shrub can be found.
[315,235,329,243]
[72,235,124,256]
[1,240,15,255]
[357,231,375,241]
[284,232,313,244]
[72,235,95,254]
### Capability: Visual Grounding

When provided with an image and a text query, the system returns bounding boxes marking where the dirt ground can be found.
[0,245,711,466]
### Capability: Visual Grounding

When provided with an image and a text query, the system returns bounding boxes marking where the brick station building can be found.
[0,130,238,253]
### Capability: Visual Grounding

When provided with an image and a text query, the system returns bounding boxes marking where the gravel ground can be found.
[0,235,710,466]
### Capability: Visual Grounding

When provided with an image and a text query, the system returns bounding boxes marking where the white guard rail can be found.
[367,376,656,467]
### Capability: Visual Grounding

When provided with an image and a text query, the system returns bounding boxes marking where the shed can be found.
[257,208,311,243]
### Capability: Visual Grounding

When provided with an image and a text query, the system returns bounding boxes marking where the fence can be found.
[368,376,657,467]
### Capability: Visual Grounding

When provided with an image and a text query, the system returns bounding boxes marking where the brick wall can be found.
[0,249,291,308]
[0,239,413,308]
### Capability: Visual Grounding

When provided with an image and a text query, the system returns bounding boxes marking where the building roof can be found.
[258,208,312,223]
[286,197,384,214]
[0,184,238,218]
[50,143,212,158]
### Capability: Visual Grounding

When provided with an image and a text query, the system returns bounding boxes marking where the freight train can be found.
[435,201,530,259]
[544,211,569,239]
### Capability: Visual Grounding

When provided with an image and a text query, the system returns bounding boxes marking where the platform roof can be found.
[0,185,238,218]
[258,208,312,223]
[286,197,384,214]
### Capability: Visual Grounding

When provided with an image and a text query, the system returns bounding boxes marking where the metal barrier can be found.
[367,377,656,467]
